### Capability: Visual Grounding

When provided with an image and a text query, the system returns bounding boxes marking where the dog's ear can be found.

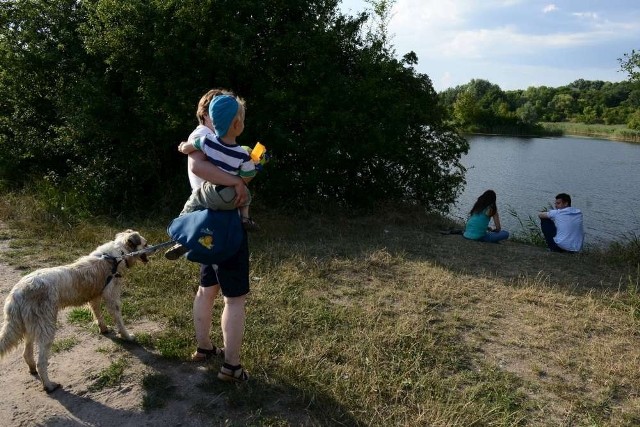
[126,233,142,251]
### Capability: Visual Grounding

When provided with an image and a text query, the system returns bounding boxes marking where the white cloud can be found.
[340,0,640,90]
[572,11,599,20]
[391,0,468,29]
[436,26,607,59]
[389,3,639,62]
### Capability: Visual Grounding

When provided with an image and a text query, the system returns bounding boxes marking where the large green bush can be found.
[0,0,467,217]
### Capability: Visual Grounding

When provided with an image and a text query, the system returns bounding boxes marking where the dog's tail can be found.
[0,293,25,357]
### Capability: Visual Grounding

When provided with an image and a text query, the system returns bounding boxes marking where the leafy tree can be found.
[466,79,505,112]
[445,79,514,131]
[625,89,640,108]
[569,79,606,92]
[602,105,632,125]
[0,0,89,184]
[619,50,640,83]
[520,86,556,121]
[364,0,395,50]
[516,102,537,125]
[452,90,480,128]
[628,110,640,130]
[548,93,575,122]
[0,0,468,215]
[494,101,512,120]
[601,81,633,107]
[578,106,599,124]
[619,49,640,129]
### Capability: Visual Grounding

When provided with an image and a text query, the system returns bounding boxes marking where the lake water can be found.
[451,135,640,246]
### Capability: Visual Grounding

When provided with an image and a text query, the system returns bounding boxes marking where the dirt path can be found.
[0,237,217,427]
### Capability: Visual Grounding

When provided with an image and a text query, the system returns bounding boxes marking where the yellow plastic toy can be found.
[250,142,266,163]
[242,142,268,167]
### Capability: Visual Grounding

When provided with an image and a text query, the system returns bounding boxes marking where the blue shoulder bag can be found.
[167,209,243,265]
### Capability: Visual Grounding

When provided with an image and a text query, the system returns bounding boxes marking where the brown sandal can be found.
[191,346,224,362]
[217,363,249,382]
[241,217,260,232]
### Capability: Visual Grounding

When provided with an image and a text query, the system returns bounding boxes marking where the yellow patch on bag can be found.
[198,235,214,250]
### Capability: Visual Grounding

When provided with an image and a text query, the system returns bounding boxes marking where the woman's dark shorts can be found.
[199,230,249,297]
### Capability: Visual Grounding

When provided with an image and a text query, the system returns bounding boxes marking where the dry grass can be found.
[1,195,640,426]
[541,122,640,143]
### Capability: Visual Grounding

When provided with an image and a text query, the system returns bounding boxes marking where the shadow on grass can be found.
[104,336,362,426]
[252,210,634,296]
[192,371,362,426]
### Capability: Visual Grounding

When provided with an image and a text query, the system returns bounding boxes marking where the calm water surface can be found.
[452,135,640,246]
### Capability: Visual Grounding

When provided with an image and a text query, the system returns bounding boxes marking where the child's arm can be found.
[178,140,197,154]
[189,152,249,207]
[179,135,210,154]
[239,158,257,185]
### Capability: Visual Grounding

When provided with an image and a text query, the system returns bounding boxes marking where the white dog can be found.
[0,230,149,393]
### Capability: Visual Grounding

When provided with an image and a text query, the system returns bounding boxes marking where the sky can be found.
[339,0,640,92]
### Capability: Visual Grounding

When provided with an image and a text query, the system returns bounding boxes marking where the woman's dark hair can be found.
[470,190,497,215]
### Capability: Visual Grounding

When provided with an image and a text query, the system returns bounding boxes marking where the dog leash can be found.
[124,240,174,257]
[99,241,174,290]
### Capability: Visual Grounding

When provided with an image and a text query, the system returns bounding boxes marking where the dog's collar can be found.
[100,253,132,269]
[100,254,125,290]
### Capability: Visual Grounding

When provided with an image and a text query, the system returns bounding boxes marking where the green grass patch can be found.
[132,332,155,349]
[88,357,128,392]
[67,307,95,326]
[600,233,640,265]
[506,206,546,246]
[51,336,79,353]
[151,330,193,360]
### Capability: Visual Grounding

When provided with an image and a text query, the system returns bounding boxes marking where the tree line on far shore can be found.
[439,77,640,135]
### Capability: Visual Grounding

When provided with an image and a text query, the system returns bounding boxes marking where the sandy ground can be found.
[0,237,220,427]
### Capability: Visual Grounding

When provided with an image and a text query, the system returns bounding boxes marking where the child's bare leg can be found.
[240,205,259,231]
[240,205,250,220]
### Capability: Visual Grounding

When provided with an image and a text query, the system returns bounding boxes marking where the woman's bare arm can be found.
[188,151,248,207]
